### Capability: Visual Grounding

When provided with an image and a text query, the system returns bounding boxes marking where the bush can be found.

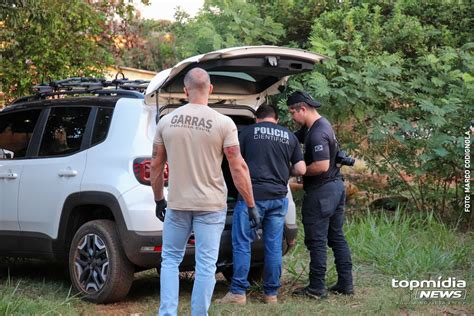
[287,1,473,218]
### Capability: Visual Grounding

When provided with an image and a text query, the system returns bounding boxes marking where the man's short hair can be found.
[256,104,278,120]
[183,67,211,91]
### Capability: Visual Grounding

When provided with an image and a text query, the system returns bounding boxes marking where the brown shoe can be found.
[217,292,246,305]
[264,295,277,304]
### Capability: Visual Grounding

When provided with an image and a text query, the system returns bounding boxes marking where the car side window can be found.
[91,107,113,146]
[0,109,42,159]
[39,107,91,157]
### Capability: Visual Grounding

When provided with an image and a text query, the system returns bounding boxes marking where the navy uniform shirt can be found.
[239,121,303,200]
[297,117,341,189]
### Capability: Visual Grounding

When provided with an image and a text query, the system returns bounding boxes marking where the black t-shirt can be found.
[239,121,303,200]
[300,117,341,189]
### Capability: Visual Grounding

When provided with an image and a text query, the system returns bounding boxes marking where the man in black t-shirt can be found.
[219,105,306,305]
[287,91,354,299]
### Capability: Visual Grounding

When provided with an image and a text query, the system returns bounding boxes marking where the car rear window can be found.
[92,107,113,146]
[39,107,91,157]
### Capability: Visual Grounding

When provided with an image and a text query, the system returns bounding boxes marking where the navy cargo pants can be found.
[302,178,353,290]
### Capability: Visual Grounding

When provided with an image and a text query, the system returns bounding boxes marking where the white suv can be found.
[0,46,324,303]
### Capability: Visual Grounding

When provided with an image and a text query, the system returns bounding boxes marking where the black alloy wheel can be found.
[73,233,109,293]
[69,220,134,303]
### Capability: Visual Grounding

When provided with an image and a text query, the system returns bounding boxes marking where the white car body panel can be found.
[0,160,22,230]
[18,151,87,238]
[80,99,158,231]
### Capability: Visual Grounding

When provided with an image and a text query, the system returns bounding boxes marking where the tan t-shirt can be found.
[154,103,239,211]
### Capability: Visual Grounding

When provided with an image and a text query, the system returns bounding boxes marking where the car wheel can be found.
[222,265,264,284]
[69,219,134,303]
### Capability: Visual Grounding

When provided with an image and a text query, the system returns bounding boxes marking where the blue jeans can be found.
[158,208,226,316]
[230,198,288,296]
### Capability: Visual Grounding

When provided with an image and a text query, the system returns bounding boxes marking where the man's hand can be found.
[248,205,262,240]
[155,199,167,222]
[248,205,261,229]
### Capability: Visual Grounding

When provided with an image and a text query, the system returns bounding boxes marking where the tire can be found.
[69,220,134,303]
[222,265,264,285]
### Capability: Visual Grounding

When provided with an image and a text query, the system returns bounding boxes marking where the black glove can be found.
[248,205,262,240]
[248,205,261,229]
[155,199,167,222]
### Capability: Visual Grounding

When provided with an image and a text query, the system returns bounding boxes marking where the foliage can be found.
[249,0,342,47]
[299,0,473,215]
[0,0,146,100]
[118,19,178,71]
[172,0,285,59]
[114,0,287,71]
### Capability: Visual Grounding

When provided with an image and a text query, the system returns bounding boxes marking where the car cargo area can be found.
[221,114,255,211]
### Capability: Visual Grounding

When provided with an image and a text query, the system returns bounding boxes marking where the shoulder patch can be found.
[314,145,323,152]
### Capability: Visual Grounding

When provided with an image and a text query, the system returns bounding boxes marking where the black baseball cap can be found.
[287,91,321,108]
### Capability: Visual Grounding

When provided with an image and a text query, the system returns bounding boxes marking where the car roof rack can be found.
[11,75,150,104]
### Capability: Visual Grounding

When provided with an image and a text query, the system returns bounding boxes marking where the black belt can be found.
[304,177,343,191]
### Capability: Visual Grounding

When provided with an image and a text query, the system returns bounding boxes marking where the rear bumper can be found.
[120,223,298,269]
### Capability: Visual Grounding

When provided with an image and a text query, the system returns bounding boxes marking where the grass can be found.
[0,270,80,315]
[0,210,472,315]
[345,210,473,278]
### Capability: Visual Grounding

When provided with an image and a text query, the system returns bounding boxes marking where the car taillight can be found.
[133,158,169,186]
[133,158,151,185]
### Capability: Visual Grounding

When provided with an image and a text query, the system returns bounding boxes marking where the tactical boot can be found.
[328,283,354,295]
[292,286,327,299]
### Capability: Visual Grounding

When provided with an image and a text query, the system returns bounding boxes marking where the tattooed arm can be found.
[150,143,167,201]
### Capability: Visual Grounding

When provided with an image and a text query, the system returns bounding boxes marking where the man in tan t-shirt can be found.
[150,67,256,316]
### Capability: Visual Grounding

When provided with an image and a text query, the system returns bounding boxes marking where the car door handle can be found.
[0,172,18,179]
[58,168,78,177]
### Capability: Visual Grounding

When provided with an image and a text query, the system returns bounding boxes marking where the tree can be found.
[299,1,473,215]
[249,0,341,48]
[172,0,285,58]
[118,18,178,71]
[0,0,147,100]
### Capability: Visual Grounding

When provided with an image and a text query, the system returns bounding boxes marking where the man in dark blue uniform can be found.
[219,105,306,304]
[287,91,354,299]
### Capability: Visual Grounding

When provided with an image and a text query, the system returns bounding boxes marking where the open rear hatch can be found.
[145,46,326,113]
[145,46,327,209]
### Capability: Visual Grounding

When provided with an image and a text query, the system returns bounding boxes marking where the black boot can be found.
[328,283,354,295]
[292,286,328,299]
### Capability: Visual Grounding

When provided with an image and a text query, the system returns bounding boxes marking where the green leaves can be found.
[173,0,284,58]
[304,1,473,214]
[1,0,146,100]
